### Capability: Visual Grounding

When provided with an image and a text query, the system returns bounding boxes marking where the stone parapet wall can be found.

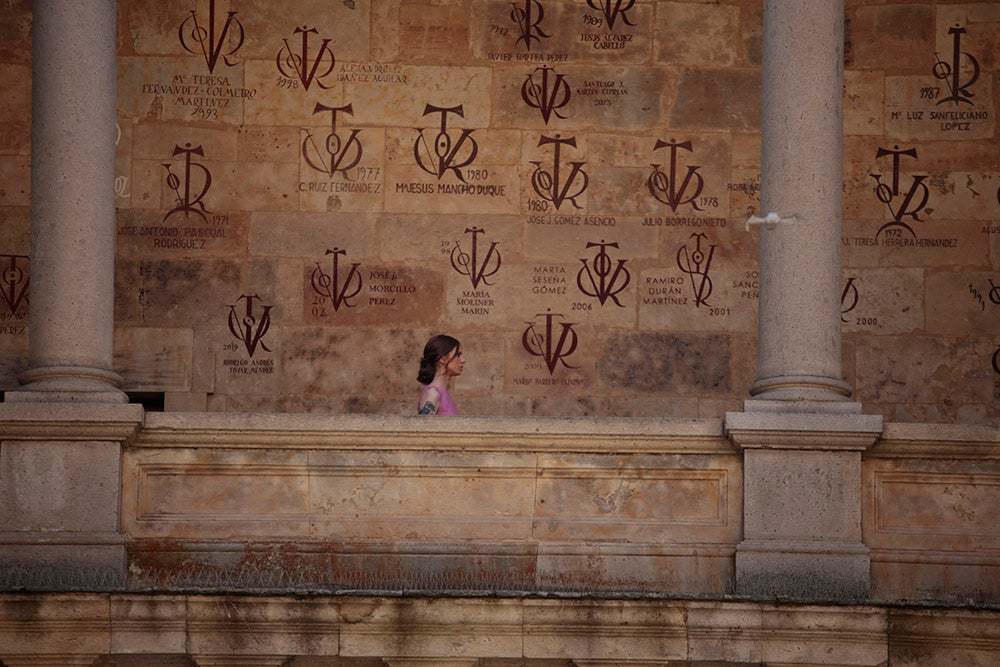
[864,421,1000,604]
[7,411,996,603]
[0,1,998,421]
[121,413,740,595]
[1,593,998,666]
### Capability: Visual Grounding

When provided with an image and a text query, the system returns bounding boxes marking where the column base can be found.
[8,365,127,403]
[748,374,854,404]
[736,539,871,601]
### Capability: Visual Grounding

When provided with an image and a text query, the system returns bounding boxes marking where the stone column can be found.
[750,0,851,405]
[7,0,125,403]
[0,0,140,591]
[724,0,883,600]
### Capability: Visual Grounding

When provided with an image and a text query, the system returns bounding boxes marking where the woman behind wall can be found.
[416,334,465,415]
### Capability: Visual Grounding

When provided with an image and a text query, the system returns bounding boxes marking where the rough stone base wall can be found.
[1,594,999,666]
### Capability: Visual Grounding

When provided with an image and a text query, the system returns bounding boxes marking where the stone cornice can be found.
[3,593,998,665]
[133,413,733,454]
[0,403,144,442]
[724,410,884,451]
[867,422,1000,459]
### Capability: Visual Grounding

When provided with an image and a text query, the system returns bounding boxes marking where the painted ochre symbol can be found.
[530,134,588,211]
[933,25,980,107]
[676,233,715,308]
[163,143,212,224]
[277,26,337,91]
[414,104,479,182]
[179,0,244,74]
[522,66,571,125]
[510,0,550,51]
[0,254,29,315]
[577,240,630,307]
[451,227,501,289]
[586,0,636,30]
[227,294,273,358]
[311,247,363,312]
[841,277,859,323]
[302,103,363,178]
[522,310,579,374]
[870,146,929,239]
[648,139,705,213]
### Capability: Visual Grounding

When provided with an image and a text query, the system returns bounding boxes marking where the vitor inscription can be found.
[993,346,1000,401]
[522,309,580,374]
[302,103,363,178]
[648,139,704,212]
[336,63,408,84]
[509,0,550,52]
[115,123,130,201]
[163,143,212,224]
[841,277,859,323]
[528,214,616,226]
[414,104,479,182]
[310,247,362,316]
[276,26,337,91]
[676,232,716,308]
[887,25,991,137]
[529,134,588,211]
[934,25,979,107]
[451,227,501,289]
[585,0,636,30]
[365,270,417,308]
[522,66,572,124]
[576,240,629,307]
[227,294,272,358]
[580,0,637,50]
[179,0,244,75]
[121,214,232,251]
[576,78,629,109]
[138,73,257,122]
[222,294,274,374]
[1,254,29,315]
[487,1,568,63]
[968,279,1000,313]
[870,145,930,240]
[531,264,568,296]
[0,254,28,336]
[642,275,687,307]
[732,270,758,301]
[449,227,501,318]
[642,216,726,228]
[394,178,507,198]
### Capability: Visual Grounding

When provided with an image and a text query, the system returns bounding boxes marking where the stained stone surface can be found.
[0,1,997,421]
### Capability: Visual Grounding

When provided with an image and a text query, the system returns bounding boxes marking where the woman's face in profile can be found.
[440,347,465,376]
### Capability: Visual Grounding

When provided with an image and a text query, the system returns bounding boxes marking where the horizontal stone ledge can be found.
[724,410,884,451]
[7,593,998,664]
[869,549,1000,566]
[0,531,124,546]
[125,540,739,558]
[0,402,144,441]
[134,413,732,454]
[868,422,1000,459]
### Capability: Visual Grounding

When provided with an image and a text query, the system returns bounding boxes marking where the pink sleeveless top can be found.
[418,385,459,415]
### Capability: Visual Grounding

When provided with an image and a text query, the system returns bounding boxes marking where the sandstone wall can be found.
[0,1,998,420]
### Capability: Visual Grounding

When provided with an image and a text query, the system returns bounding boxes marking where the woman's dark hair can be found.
[417,334,460,385]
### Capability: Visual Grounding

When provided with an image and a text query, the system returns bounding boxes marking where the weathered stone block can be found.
[655,2,741,68]
[850,4,935,73]
[670,69,761,131]
[598,331,731,394]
